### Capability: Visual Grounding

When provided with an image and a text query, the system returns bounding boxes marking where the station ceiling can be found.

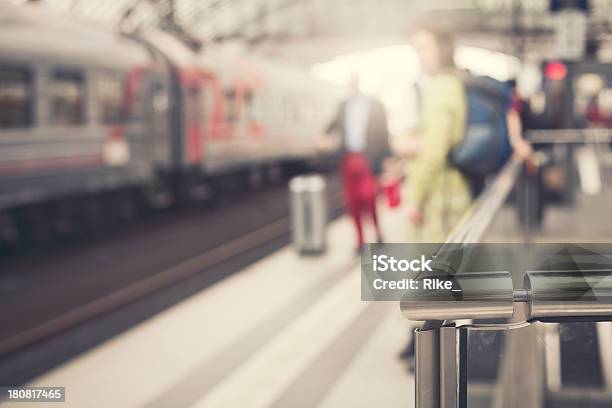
[14,0,612,62]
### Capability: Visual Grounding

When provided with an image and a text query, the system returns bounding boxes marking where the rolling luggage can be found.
[289,175,327,255]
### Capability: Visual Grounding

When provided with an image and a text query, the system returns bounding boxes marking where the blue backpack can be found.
[449,76,513,176]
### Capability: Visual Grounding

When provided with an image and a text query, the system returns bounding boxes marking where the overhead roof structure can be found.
[11,0,612,61]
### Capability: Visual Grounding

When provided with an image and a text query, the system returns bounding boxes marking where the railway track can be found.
[0,174,344,383]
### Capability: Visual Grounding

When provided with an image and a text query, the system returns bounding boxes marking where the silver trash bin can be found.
[289,174,327,255]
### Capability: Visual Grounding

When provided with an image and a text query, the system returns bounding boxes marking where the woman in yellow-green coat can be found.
[396,27,474,364]
[405,28,473,242]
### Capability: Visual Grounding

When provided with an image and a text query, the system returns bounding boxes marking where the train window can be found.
[186,86,203,123]
[250,92,264,120]
[0,66,33,128]
[203,87,214,121]
[224,89,237,122]
[48,69,85,126]
[243,90,256,122]
[96,74,124,124]
[284,95,296,122]
[271,94,283,121]
[151,84,168,114]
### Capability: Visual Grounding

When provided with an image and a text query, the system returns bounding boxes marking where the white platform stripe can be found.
[190,270,367,408]
[11,218,356,408]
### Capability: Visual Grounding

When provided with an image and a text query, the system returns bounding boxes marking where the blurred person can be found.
[586,89,612,128]
[507,79,535,164]
[466,78,536,196]
[325,74,391,252]
[389,83,423,159]
[398,29,536,363]
[405,28,472,242]
[402,46,534,222]
[397,27,472,365]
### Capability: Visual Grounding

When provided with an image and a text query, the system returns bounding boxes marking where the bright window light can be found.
[310,44,521,137]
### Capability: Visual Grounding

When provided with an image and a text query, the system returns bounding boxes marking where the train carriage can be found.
[139,29,342,177]
[0,3,172,214]
[0,2,341,241]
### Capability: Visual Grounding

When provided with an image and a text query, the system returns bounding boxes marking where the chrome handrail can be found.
[412,151,612,408]
[445,156,524,245]
[413,157,524,333]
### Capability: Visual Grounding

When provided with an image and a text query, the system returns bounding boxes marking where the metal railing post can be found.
[415,326,462,408]
[415,328,440,408]
[439,327,459,408]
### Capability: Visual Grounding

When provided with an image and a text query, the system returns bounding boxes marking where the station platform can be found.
[2,203,414,408]
[487,190,612,242]
[5,185,611,408]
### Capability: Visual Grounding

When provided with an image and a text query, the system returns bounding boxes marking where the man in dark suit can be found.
[326,75,391,251]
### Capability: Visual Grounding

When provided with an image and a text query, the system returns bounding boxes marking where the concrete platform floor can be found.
[2,203,414,408]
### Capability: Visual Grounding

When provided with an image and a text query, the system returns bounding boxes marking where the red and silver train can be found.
[0,3,341,240]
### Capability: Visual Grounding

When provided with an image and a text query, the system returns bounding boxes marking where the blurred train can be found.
[0,3,341,241]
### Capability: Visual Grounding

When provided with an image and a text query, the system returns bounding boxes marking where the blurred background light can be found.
[544,61,568,81]
[311,43,521,136]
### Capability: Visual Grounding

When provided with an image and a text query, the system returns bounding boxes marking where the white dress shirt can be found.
[344,95,370,152]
